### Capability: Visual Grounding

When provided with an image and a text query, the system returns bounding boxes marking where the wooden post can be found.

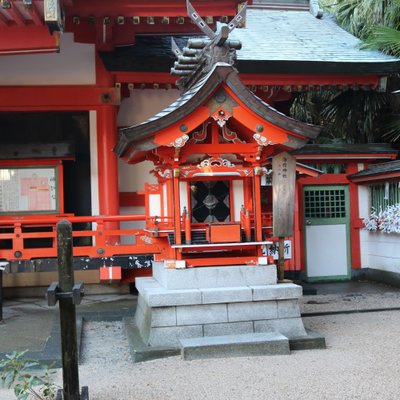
[173,169,182,245]
[57,220,80,400]
[245,209,251,242]
[278,236,285,282]
[272,152,296,281]
[184,207,191,245]
[253,170,262,242]
[0,262,8,322]
[0,262,7,322]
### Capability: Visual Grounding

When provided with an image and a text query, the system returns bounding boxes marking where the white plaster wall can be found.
[0,33,95,85]
[89,111,99,216]
[358,182,400,274]
[360,230,400,274]
[233,180,244,222]
[180,181,188,213]
[358,185,370,217]
[117,89,180,199]
[163,183,168,217]
[118,160,156,192]
[119,206,146,244]
[117,89,180,126]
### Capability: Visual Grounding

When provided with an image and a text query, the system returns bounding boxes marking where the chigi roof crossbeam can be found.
[171,0,246,92]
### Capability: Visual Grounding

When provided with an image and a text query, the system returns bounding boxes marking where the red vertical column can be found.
[347,162,361,269]
[97,106,119,216]
[173,169,182,246]
[253,171,262,242]
[96,106,119,243]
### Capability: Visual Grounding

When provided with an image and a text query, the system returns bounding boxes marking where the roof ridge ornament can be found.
[171,0,246,92]
[186,0,216,39]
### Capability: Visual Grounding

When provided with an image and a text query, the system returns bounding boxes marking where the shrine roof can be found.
[100,8,400,75]
[115,63,321,158]
[348,160,400,182]
[292,144,397,156]
[231,9,400,74]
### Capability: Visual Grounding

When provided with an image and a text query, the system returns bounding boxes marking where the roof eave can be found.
[236,60,400,76]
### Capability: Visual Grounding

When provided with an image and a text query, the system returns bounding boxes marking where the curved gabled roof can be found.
[115,63,320,160]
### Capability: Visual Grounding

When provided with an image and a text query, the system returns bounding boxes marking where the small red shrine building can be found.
[115,55,320,267]
[0,0,400,290]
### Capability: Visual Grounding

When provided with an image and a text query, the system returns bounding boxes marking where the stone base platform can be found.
[132,262,325,360]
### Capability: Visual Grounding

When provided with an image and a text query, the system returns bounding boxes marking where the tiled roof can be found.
[100,7,400,74]
[349,160,400,180]
[292,144,397,155]
[230,8,399,74]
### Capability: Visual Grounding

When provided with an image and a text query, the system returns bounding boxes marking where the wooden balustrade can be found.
[0,214,161,261]
[240,208,273,241]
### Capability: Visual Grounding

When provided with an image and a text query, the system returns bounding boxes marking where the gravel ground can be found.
[2,292,400,400]
[65,311,400,400]
[300,291,400,314]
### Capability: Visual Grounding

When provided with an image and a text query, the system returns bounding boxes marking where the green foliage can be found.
[320,0,400,39]
[295,1,400,143]
[363,25,400,55]
[290,89,389,143]
[0,351,58,400]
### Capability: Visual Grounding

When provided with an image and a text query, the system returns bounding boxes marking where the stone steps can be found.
[180,332,290,360]
[132,263,325,358]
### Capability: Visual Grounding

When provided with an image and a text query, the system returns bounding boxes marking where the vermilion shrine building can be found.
[1,0,400,291]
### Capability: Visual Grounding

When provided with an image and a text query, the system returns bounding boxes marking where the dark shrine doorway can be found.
[190,180,231,223]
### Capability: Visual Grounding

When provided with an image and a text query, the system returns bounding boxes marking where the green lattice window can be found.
[370,182,400,211]
[304,189,346,219]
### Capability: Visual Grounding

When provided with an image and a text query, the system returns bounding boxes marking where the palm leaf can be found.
[363,25,400,55]
[380,114,400,141]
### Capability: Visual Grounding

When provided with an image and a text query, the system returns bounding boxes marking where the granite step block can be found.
[180,332,290,360]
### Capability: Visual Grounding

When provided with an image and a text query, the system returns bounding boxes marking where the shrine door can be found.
[191,180,231,223]
[303,185,351,281]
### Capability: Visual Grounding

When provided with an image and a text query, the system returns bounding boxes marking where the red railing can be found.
[0,214,161,261]
[240,208,273,240]
[145,215,174,232]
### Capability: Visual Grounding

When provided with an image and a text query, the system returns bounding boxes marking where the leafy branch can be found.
[0,351,59,400]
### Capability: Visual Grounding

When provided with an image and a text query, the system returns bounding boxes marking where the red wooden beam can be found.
[119,192,145,207]
[0,11,9,26]
[63,0,243,17]
[7,4,26,26]
[0,85,119,109]
[239,73,380,88]
[26,2,43,26]
[295,153,397,160]
[113,71,380,88]
[0,25,58,54]
[61,0,73,6]
[113,72,177,84]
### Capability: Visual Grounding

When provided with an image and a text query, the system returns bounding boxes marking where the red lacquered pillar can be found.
[96,106,119,244]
